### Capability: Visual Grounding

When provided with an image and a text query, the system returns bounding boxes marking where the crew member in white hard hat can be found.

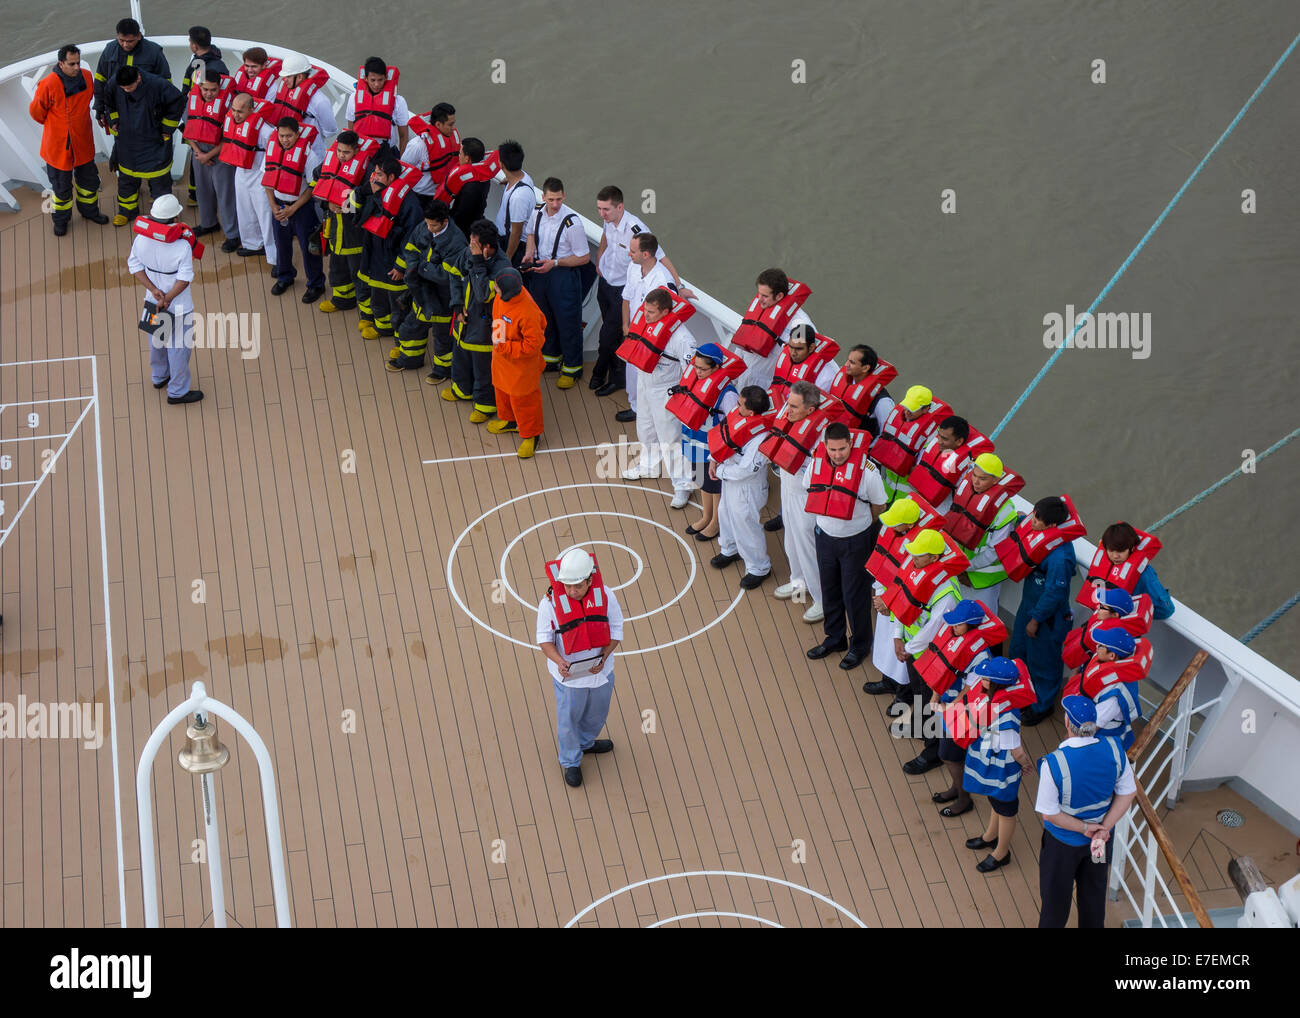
[274,54,336,158]
[126,194,203,404]
[536,548,624,788]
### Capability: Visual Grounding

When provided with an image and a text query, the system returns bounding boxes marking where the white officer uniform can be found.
[127,230,196,399]
[716,427,771,577]
[523,201,588,263]
[622,256,674,414]
[298,90,337,158]
[779,457,822,611]
[234,120,277,266]
[536,588,625,769]
[735,308,813,393]
[345,89,410,150]
[633,319,696,492]
[490,173,536,240]
[601,212,667,408]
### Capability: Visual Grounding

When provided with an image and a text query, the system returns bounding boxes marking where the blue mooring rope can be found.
[1147,426,1300,532]
[1242,591,1300,644]
[989,29,1300,441]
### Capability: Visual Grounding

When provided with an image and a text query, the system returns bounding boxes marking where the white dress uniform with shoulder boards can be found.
[127,226,196,399]
[234,121,277,265]
[622,257,675,414]
[716,428,772,578]
[599,211,665,287]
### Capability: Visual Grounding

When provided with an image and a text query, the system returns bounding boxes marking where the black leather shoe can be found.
[194,223,220,236]
[167,390,204,405]
[694,529,718,542]
[976,852,1011,873]
[82,210,110,225]
[902,751,942,775]
[221,237,241,252]
[302,286,324,303]
[271,280,291,296]
[838,651,863,671]
[966,835,997,851]
[588,375,606,390]
[862,679,896,695]
[710,552,741,569]
[596,382,620,397]
[807,640,848,660]
[564,766,583,787]
[152,376,170,390]
[764,514,784,532]
[53,221,68,236]
[236,246,264,257]
[614,409,636,423]
[1021,706,1053,727]
[585,739,613,754]
[739,572,769,590]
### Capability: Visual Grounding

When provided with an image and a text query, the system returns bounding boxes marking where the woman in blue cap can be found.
[674,343,739,539]
[930,598,996,818]
[961,656,1035,873]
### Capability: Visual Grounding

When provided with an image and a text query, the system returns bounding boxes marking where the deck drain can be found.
[1216,808,1244,828]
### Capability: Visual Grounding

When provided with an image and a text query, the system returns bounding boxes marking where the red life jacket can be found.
[757,397,850,474]
[544,559,613,655]
[218,102,268,169]
[261,124,319,196]
[828,359,898,435]
[880,530,969,627]
[433,150,501,204]
[617,294,695,373]
[360,162,423,238]
[908,427,994,507]
[1062,593,1155,669]
[352,65,401,142]
[707,408,775,463]
[869,398,952,477]
[1064,639,1153,700]
[1075,526,1163,608]
[730,279,811,356]
[313,137,380,206]
[274,66,330,121]
[131,216,205,259]
[182,76,234,145]
[943,665,1034,749]
[409,113,461,180]
[804,430,879,520]
[916,614,1010,696]
[994,494,1087,583]
[233,58,281,101]
[943,467,1026,552]
[769,335,841,407]
[863,493,943,587]
[666,350,747,430]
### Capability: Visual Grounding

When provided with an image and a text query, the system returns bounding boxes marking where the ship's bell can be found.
[178,716,230,774]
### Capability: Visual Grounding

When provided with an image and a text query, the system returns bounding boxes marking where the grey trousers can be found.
[148,311,195,398]
[191,146,238,237]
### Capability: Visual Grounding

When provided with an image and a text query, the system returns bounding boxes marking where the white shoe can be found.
[802,602,825,623]
[774,582,799,600]
[669,490,691,509]
[621,464,649,480]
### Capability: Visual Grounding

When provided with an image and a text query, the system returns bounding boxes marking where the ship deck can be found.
[1,176,1293,928]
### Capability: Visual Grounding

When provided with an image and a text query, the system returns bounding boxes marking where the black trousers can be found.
[815,522,878,656]
[46,162,102,226]
[1038,829,1113,928]
[592,276,625,386]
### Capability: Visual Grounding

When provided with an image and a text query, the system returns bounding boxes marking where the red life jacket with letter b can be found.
[261,124,318,196]
[433,149,501,204]
[769,335,841,407]
[994,494,1087,583]
[708,408,775,463]
[1075,526,1163,608]
[314,137,380,207]
[757,397,849,474]
[1064,639,1153,700]
[943,663,1034,749]
[917,615,1010,696]
[804,430,878,520]
[361,162,422,238]
[218,102,268,169]
[864,493,943,588]
[274,66,330,121]
[352,65,401,142]
[409,113,461,180]
[909,427,994,507]
[943,467,1026,551]
[881,531,970,627]
[869,398,952,477]
[1063,592,1154,669]
[829,359,898,435]
[132,216,205,258]
[233,58,281,101]
[618,294,695,373]
[730,280,811,356]
[666,351,747,430]
[182,76,234,145]
[544,559,613,655]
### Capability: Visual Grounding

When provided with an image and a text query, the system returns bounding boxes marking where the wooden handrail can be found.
[1129,649,1210,762]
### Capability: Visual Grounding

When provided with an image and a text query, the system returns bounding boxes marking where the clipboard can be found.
[561,652,606,682]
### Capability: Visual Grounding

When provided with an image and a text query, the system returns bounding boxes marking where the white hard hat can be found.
[556,548,595,584]
[150,194,182,220]
[279,54,312,77]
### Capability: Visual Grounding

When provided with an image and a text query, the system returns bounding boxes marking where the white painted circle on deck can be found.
[556,540,643,590]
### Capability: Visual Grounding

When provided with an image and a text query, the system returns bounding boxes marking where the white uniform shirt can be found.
[491,173,536,237]
[646,318,697,391]
[1035,736,1136,815]
[401,130,452,195]
[270,144,323,203]
[896,589,959,655]
[301,91,337,158]
[536,586,625,688]
[127,234,196,315]
[714,429,769,484]
[523,202,588,261]
[345,89,410,149]
[871,393,896,437]
[622,258,674,315]
[599,210,665,286]
[802,456,887,538]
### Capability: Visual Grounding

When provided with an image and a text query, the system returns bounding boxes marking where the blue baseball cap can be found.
[1062,695,1097,727]
[972,656,1019,685]
[694,343,725,364]
[1096,587,1134,615]
[943,599,987,626]
[1092,626,1136,657]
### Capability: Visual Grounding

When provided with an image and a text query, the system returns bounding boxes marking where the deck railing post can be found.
[1167,675,1198,808]
[1141,828,1160,927]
